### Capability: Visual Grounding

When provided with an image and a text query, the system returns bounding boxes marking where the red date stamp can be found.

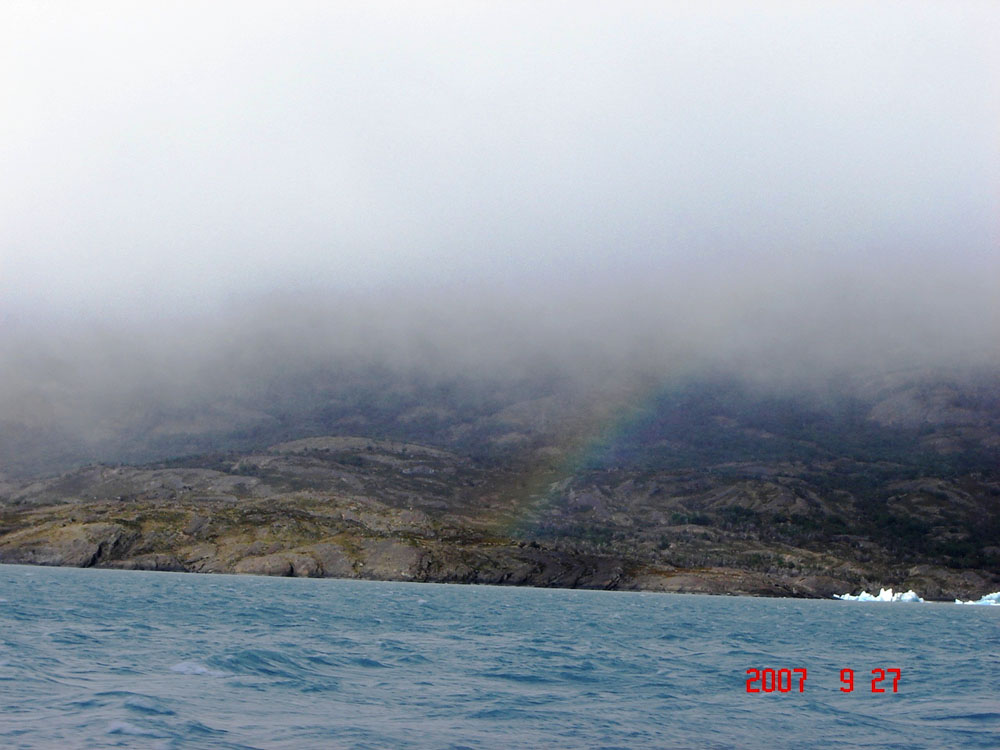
[745,668,901,693]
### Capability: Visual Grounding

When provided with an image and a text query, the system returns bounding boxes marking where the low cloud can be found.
[1,1,997,452]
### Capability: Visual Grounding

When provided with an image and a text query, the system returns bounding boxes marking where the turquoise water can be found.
[0,565,997,749]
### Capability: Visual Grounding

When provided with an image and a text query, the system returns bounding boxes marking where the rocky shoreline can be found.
[2,491,995,601]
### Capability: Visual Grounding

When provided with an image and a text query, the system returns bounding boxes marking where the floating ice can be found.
[837,588,1000,605]
[955,592,1000,606]
[834,587,924,602]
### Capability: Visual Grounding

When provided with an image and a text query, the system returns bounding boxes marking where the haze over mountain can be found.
[1,2,998,596]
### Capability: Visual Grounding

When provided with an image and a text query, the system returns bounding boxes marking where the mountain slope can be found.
[1,369,998,599]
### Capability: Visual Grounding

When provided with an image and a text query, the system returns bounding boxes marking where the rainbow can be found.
[489,378,669,540]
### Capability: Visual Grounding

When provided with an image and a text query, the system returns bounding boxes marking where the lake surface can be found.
[1,564,997,748]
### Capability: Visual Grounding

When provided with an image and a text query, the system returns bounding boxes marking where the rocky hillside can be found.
[1,369,998,599]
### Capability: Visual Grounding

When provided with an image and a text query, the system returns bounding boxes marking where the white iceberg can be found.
[954,591,1000,606]
[834,587,924,602]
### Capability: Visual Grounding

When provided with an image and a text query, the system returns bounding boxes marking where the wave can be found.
[169,661,224,676]
[105,720,166,737]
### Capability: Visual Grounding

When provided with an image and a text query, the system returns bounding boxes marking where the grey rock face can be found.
[0,523,137,567]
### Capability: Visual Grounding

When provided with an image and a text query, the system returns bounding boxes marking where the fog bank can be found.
[1,1,997,443]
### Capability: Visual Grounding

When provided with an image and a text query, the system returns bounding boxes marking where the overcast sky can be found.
[1,1,998,382]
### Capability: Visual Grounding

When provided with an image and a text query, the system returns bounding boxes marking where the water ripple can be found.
[0,565,996,749]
